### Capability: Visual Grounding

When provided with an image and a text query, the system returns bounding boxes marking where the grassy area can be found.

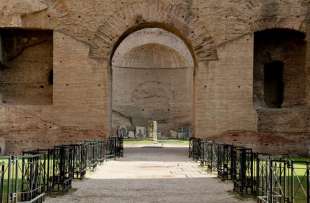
[124,138,189,145]
[0,157,55,202]
[200,157,310,203]
[290,157,310,162]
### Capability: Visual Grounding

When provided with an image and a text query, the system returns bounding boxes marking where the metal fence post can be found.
[307,163,309,203]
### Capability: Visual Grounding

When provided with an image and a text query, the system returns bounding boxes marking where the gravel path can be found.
[46,147,255,203]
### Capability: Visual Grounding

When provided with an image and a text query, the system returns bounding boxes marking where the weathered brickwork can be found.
[112,29,193,137]
[0,0,309,153]
[0,29,53,105]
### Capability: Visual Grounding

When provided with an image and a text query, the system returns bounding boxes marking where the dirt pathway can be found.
[46,147,255,203]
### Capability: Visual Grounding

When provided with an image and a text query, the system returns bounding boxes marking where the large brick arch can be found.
[251,17,306,34]
[88,0,218,63]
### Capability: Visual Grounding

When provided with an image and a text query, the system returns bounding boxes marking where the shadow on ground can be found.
[46,147,256,203]
[121,147,190,162]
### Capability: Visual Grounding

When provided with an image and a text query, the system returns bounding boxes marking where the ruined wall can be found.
[0,0,308,153]
[0,31,107,154]
[253,29,309,135]
[254,29,306,108]
[112,67,193,136]
[112,42,193,137]
[195,34,257,137]
[0,29,53,105]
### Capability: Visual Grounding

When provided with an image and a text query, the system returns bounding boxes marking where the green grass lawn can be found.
[200,157,309,203]
[0,157,55,202]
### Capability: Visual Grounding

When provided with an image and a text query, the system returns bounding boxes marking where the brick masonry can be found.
[0,0,308,154]
[112,29,193,136]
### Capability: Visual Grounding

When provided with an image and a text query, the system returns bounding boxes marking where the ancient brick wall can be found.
[254,29,307,108]
[112,29,193,137]
[0,0,308,153]
[112,66,193,136]
[0,29,53,105]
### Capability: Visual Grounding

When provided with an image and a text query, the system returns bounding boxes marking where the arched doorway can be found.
[87,0,219,139]
[111,28,194,143]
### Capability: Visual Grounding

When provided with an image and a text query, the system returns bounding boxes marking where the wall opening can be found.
[111,28,194,139]
[254,28,306,108]
[48,70,53,85]
[0,28,53,105]
[264,61,284,108]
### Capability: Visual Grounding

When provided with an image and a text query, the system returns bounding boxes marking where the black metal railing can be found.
[189,137,201,161]
[0,136,123,203]
[217,144,233,180]
[105,137,123,159]
[190,137,310,203]
[52,145,74,193]
[0,154,47,203]
[232,146,257,195]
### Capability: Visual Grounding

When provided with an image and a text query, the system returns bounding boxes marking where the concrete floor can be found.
[46,147,255,203]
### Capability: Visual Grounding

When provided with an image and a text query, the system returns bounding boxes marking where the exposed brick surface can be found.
[0,0,308,153]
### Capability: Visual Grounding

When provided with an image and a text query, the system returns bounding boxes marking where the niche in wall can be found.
[254,29,306,108]
[0,28,53,105]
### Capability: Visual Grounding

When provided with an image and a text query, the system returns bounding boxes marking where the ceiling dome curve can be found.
[113,43,191,69]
